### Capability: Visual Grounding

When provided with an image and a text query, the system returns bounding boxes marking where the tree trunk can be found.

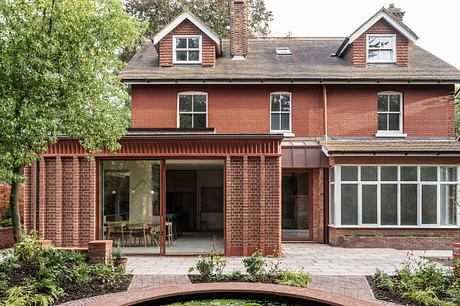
[9,165,25,242]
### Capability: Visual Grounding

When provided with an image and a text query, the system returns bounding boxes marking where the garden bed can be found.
[366,276,417,306]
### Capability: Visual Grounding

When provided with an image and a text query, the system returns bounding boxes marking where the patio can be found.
[126,243,452,275]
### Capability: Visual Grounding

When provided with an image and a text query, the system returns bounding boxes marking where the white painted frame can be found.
[173,35,202,64]
[329,165,460,228]
[366,34,397,64]
[270,92,292,134]
[375,91,406,138]
[177,92,208,128]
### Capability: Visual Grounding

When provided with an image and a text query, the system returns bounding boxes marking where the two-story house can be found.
[23,2,460,255]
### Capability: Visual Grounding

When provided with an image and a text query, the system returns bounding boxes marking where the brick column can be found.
[242,156,249,255]
[55,157,63,246]
[72,157,80,246]
[259,156,266,251]
[38,159,46,238]
[88,240,113,264]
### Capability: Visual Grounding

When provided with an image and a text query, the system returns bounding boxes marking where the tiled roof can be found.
[120,39,460,82]
[321,140,460,155]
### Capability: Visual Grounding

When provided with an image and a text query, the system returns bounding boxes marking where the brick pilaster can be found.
[38,160,46,238]
[72,157,80,247]
[55,157,62,246]
[242,156,249,255]
[259,156,266,250]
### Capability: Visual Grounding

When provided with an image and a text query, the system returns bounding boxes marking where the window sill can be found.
[271,131,295,138]
[375,132,407,138]
[328,225,460,229]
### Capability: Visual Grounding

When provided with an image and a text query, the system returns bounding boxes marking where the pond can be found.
[135,293,333,306]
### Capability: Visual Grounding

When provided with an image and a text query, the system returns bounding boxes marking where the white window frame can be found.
[270,92,292,135]
[329,165,460,228]
[376,91,406,138]
[177,92,208,128]
[366,34,396,64]
[173,35,202,64]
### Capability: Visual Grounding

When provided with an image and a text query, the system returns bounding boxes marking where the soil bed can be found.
[188,275,279,285]
[58,274,132,304]
[366,276,417,306]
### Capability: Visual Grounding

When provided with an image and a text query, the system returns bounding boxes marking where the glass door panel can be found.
[282,171,310,240]
[102,160,161,254]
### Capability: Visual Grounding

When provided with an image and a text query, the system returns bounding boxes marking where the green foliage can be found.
[126,0,273,39]
[242,250,266,278]
[112,239,125,260]
[0,233,128,305]
[274,270,311,288]
[188,253,227,280]
[0,218,11,228]
[373,256,459,306]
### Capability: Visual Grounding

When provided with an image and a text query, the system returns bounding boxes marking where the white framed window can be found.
[173,35,202,64]
[270,92,291,133]
[329,165,460,228]
[376,92,405,137]
[367,34,396,63]
[177,92,207,128]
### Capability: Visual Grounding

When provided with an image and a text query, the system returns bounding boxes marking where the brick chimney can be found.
[387,3,405,22]
[229,0,248,60]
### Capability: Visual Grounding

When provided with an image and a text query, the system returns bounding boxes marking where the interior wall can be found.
[196,170,224,231]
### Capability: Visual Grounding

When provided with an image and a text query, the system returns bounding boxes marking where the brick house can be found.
[23,2,460,255]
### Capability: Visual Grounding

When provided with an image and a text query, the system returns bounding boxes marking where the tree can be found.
[0,0,145,242]
[126,0,273,39]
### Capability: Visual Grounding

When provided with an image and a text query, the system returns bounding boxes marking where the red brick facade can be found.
[158,19,217,67]
[0,184,24,219]
[344,18,410,67]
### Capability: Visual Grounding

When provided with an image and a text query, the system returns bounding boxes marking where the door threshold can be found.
[282,240,318,244]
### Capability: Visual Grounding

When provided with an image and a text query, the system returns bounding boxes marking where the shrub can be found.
[0,233,129,305]
[188,253,227,281]
[373,257,459,306]
[275,270,311,288]
[242,251,266,279]
[0,218,12,228]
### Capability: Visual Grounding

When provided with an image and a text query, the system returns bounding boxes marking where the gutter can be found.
[325,152,460,157]
[57,134,285,141]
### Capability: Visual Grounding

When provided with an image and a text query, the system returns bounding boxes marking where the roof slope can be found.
[120,38,460,83]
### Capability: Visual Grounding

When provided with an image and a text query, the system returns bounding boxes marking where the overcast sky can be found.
[264,0,460,69]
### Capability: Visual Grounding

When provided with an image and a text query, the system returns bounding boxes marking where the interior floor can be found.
[282,229,309,239]
[122,232,224,254]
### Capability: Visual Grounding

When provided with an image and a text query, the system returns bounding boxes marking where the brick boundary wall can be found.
[0,227,13,249]
[0,184,24,219]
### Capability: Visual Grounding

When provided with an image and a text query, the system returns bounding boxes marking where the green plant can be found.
[242,251,266,279]
[113,240,125,260]
[0,218,12,228]
[188,254,227,281]
[275,270,311,288]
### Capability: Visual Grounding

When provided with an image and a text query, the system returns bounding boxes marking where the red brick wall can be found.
[311,168,325,243]
[225,156,281,256]
[132,84,455,138]
[0,184,24,219]
[327,84,455,137]
[344,18,409,67]
[24,157,96,247]
[159,19,216,67]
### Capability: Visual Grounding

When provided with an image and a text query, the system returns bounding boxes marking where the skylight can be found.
[276,47,292,55]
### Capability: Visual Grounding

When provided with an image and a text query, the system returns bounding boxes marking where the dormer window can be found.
[173,35,202,64]
[367,34,396,63]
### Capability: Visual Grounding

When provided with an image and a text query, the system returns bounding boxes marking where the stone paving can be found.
[127,243,452,275]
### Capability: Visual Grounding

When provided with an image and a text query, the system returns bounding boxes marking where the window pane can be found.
[271,114,280,130]
[441,184,457,225]
[193,95,207,112]
[379,50,392,61]
[179,114,192,128]
[440,167,457,182]
[362,185,378,224]
[176,38,187,48]
[193,114,206,128]
[389,95,401,111]
[380,36,392,48]
[378,114,388,131]
[176,51,187,61]
[329,168,335,182]
[368,36,379,48]
[280,94,291,111]
[329,185,335,224]
[341,184,358,225]
[401,166,417,181]
[368,50,378,60]
[281,113,290,131]
[421,166,437,181]
[422,185,437,224]
[388,114,400,131]
[188,37,199,49]
[378,95,388,112]
[381,166,397,181]
[271,95,280,111]
[179,95,192,112]
[341,166,358,181]
[381,184,398,225]
[401,184,418,225]
[361,166,378,181]
[188,51,199,61]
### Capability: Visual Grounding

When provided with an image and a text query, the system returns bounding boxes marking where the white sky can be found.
[265,0,460,69]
